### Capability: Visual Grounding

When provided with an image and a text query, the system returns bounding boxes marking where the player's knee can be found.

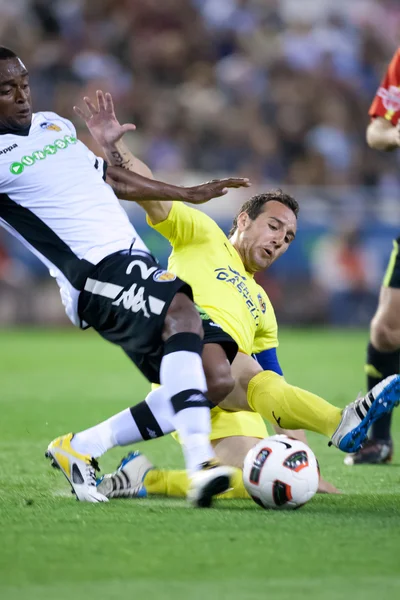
[212,436,259,469]
[163,292,203,340]
[370,318,400,352]
[207,369,235,405]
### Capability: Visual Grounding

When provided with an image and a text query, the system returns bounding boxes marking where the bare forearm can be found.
[107,166,189,201]
[107,167,249,223]
[366,118,400,151]
[103,140,154,179]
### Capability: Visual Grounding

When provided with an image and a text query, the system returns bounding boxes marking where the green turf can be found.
[0,328,399,600]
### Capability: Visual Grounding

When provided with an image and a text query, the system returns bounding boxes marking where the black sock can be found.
[366,342,399,441]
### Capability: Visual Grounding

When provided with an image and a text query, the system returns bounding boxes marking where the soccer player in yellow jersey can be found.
[76,91,400,502]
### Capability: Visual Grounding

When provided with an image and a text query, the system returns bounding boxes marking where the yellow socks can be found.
[144,467,250,499]
[247,371,341,438]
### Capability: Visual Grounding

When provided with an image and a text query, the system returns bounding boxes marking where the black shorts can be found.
[78,250,238,383]
[383,237,400,288]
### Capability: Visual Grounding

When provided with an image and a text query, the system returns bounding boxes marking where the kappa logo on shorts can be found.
[112,283,150,317]
[257,293,266,313]
[153,269,176,283]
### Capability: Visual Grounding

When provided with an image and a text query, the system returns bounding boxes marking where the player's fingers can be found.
[317,479,341,494]
[105,92,114,114]
[83,96,98,115]
[120,123,137,134]
[219,177,251,188]
[97,90,106,111]
[73,105,89,121]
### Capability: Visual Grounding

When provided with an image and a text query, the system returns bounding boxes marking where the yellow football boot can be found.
[45,433,108,502]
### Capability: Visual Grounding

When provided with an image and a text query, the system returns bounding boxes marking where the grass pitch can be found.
[0,328,399,600]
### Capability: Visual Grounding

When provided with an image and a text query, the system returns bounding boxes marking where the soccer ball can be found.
[243,435,319,510]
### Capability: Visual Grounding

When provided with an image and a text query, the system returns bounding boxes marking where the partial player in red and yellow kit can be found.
[349,48,400,465]
[369,47,400,128]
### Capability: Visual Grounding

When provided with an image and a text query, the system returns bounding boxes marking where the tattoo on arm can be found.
[110,150,132,170]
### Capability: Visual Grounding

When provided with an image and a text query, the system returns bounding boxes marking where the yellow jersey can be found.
[148,202,278,355]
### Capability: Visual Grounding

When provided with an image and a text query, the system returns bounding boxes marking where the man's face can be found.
[235,201,297,273]
[0,58,32,131]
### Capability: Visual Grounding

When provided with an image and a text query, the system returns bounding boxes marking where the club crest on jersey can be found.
[153,269,176,283]
[40,122,62,132]
[258,293,266,313]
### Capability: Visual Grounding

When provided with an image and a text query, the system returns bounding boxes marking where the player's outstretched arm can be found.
[366,117,400,151]
[107,166,250,207]
[74,90,153,179]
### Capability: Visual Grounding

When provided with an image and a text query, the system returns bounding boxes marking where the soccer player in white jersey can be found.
[0,46,252,507]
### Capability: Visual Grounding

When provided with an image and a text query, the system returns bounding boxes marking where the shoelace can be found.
[87,458,100,488]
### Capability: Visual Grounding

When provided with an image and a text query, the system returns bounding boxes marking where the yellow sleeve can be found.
[252,289,279,353]
[146,202,222,249]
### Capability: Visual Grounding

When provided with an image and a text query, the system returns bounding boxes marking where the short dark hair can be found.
[0,47,18,61]
[228,189,299,237]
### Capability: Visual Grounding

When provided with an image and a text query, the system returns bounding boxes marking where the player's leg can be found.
[151,437,256,499]
[98,437,256,500]
[46,256,236,504]
[348,268,400,464]
[221,352,400,453]
[66,342,234,458]
[159,292,236,505]
[97,403,339,498]
[98,405,268,500]
[101,328,237,452]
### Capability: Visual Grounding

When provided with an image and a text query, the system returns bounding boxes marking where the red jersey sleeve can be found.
[369,48,400,125]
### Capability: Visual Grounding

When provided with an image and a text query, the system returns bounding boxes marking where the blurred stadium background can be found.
[1,0,400,328]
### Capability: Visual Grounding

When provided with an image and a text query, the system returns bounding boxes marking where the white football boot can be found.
[330,375,400,452]
[187,460,234,508]
[46,433,108,502]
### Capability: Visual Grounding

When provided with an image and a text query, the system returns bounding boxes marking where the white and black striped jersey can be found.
[0,111,149,325]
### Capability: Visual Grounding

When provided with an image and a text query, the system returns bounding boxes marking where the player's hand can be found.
[185,178,251,205]
[385,121,400,148]
[394,121,400,146]
[317,477,341,494]
[73,90,136,148]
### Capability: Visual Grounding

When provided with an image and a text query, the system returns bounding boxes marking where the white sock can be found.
[71,387,174,457]
[160,341,215,474]
[145,386,175,434]
[71,418,118,458]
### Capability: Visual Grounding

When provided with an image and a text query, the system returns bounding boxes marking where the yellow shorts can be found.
[151,384,268,442]
[171,407,268,443]
[207,406,268,440]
